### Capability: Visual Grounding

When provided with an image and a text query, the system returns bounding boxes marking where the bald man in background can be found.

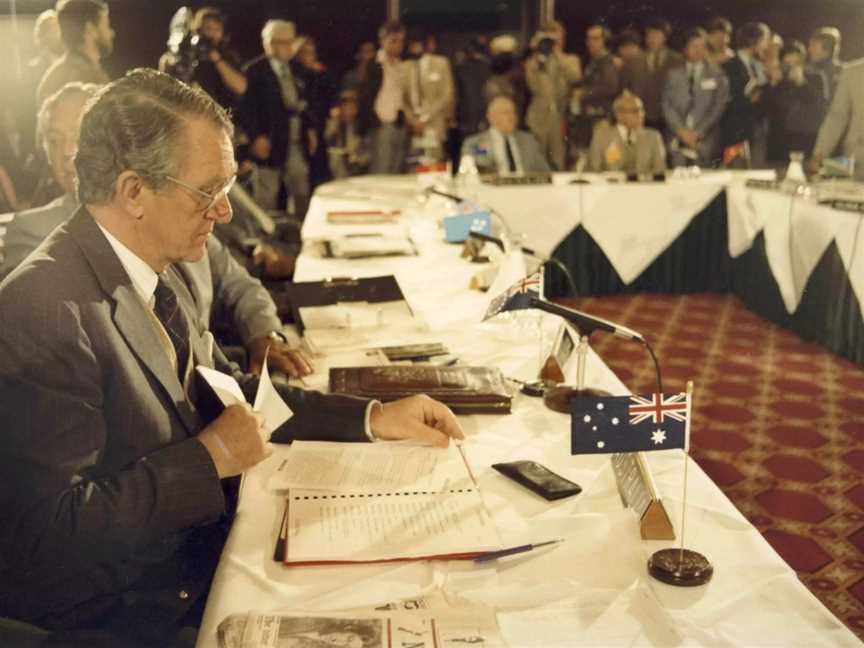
[462,95,551,174]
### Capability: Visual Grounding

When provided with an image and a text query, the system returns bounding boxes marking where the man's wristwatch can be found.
[268,330,288,344]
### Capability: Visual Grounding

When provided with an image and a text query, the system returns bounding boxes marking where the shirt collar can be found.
[96,222,159,306]
[269,56,288,76]
[617,124,639,141]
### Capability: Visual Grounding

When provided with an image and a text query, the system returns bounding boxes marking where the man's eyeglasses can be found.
[164,175,236,212]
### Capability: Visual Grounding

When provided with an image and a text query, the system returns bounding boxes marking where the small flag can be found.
[722,141,750,168]
[571,393,690,455]
[483,272,542,320]
[443,209,492,243]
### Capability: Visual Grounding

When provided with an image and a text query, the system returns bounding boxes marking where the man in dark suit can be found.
[640,18,684,131]
[662,28,730,167]
[240,20,316,219]
[806,27,843,107]
[572,23,620,151]
[0,69,463,645]
[720,22,771,167]
[461,95,551,174]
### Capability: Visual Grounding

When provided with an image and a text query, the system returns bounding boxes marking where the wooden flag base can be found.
[648,548,713,587]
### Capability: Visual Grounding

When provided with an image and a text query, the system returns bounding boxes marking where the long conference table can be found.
[196,174,861,647]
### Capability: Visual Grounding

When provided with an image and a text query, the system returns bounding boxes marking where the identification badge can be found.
[701,78,718,90]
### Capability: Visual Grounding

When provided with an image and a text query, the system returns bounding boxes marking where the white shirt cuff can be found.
[364,400,382,442]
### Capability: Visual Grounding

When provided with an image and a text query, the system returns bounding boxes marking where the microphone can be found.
[529,297,644,342]
[425,187,466,203]
[469,230,506,252]
[468,232,578,297]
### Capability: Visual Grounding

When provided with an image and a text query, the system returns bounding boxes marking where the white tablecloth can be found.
[727,184,864,318]
[196,177,860,647]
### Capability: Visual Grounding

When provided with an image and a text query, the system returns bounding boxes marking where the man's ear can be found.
[115,171,146,219]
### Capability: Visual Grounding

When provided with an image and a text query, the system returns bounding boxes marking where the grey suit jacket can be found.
[662,62,730,166]
[813,59,864,179]
[588,125,667,175]
[0,193,282,345]
[0,193,77,278]
[461,129,552,174]
[0,208,369,634]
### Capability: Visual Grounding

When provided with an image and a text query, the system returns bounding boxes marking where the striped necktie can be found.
[153,276,190,381]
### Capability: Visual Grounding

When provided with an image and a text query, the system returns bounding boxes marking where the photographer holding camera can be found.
[160,7,246,109]
[524,20,582,170]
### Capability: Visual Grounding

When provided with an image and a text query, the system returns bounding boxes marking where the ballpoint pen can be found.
[473,539,565,563]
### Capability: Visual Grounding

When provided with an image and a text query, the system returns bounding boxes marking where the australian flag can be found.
[571,393,690,455]
[483,272,542,320]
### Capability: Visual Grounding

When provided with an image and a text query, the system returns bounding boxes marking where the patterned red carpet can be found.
[560,292,864,640]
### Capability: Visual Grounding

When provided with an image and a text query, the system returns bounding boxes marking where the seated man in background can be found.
[325,89,371,178]
[0,69,463,646]
[0,82,312,379]
[461,95,551,174]
[589,91,666,176]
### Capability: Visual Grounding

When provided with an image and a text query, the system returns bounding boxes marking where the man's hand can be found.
[247,335,313,378]
[369,395,465,447]
[197,403,271,478]
[252,243,297,278]
[676,127,700,149]
[251,135,272,161]
[308,129,319,155]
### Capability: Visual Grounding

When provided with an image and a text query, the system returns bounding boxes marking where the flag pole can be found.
[679,380,694,570]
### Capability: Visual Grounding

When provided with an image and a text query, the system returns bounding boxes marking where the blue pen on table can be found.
[473,539,565,563]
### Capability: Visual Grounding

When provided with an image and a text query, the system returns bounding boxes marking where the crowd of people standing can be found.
[0,1,856,221]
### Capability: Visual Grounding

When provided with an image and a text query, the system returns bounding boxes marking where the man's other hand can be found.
[198,403,271,478]
[252,243,296,279]
[247,335,313,378]
[369,395,465,447]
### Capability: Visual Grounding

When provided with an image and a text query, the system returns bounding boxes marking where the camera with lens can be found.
[163,6,218,83]
[535,32,557,57]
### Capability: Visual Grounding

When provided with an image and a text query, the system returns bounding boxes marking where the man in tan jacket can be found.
[525,21,581,170]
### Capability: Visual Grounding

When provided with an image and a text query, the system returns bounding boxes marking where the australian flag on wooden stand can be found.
[483,272,542,320]
[571,393,690,455]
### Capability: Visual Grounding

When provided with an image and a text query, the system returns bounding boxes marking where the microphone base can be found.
[543,385,612,413]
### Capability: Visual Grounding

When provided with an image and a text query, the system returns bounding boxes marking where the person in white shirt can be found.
[461,95,551,174]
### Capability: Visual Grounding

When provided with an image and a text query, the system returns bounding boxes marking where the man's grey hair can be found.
[75,68,233,204]
[261,19,295,55]
[36,81,100,152]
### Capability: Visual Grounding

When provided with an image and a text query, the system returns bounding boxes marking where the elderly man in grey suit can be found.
[462,95,551,174]
[1,82,313,379]
[812,59,864,179]
[589,92,666,176]
[0,70,463,646]
[662,28,730,167]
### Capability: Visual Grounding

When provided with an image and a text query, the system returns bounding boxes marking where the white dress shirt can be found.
[97,224,378,440]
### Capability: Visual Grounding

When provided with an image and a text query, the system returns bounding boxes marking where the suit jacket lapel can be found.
[68,208,200,435]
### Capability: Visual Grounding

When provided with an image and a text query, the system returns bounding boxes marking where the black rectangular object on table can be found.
[284,275,409,333]
[492,460,582,500]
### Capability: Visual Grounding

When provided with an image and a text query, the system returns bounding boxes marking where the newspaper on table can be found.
[217,594,507,648]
